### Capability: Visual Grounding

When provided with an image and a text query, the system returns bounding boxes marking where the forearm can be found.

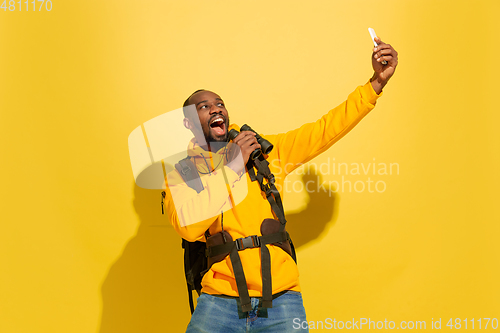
[272,81,381,176]
[370,72,386,95]
[166,166,240,241]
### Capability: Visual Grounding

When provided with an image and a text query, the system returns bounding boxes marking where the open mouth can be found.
[209,116,226,137]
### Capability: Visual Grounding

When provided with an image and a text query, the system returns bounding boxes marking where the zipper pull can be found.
[221,211,227,243]
[161,191,166,214]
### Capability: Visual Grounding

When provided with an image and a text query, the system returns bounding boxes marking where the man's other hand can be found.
[226,131,261,175]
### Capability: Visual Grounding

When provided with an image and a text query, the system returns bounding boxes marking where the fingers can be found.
[376,55,394,63]
[233,131,255,144]
[373,37,391,51]
[374,48,394,61]
[373,43,394,54]
[231,131,261,164]
[373,41,398,64]
[374,48,393,56]
[233,131,260,150]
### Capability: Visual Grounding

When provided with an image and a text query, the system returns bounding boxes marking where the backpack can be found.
[162,155,296,314]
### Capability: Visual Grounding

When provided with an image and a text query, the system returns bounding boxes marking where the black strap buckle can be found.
[262,183,273,196]
[235,235,261,251]
[181,165,191,175]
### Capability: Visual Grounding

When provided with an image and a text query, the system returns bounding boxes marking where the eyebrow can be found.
[196,98,223,107]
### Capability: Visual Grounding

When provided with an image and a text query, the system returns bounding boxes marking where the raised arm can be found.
[271,37,398,176]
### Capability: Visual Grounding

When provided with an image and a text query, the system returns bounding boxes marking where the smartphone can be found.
[368,28,387,65]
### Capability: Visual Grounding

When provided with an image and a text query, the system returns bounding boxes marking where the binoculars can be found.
[228,124,274,160]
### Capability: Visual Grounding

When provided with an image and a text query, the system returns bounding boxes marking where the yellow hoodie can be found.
[164,81,381,297]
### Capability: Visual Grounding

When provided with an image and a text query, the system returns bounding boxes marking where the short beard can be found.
[206,131,228,143]
[204,116,230,147]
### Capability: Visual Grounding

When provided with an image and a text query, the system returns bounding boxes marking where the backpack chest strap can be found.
[205,230,291,312]
[206,231,289,257]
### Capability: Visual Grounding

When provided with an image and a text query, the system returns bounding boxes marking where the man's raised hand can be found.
[370,37,398,94]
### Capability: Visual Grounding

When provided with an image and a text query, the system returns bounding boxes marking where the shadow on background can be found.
[286,167,339,249]
[99,165,338,332]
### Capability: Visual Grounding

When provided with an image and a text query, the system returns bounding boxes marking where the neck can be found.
[203,141,228,153]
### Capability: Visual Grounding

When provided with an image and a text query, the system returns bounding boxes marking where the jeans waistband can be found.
[205,290,290,301]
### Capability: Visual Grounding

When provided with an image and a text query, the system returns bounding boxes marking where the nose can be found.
[209,103,223,114]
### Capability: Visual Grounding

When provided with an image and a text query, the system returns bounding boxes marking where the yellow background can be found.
[1,0,499,332]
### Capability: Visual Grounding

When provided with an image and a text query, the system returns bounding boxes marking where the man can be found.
[163,37,398,332]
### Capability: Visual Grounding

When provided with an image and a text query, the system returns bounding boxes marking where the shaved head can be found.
[182,90,230,146]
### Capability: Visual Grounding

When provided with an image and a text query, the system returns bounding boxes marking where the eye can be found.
[217,103,225,107]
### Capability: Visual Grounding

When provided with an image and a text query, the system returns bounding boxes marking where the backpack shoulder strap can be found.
[175,156,207,314]
[253,157,287,229]
[175,157,204,193]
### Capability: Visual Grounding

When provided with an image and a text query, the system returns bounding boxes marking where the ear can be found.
[183,117,192,129]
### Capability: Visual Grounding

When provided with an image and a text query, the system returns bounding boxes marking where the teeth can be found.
[210,117,224,125]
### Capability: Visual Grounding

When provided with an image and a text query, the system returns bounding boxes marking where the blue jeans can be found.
[185,291,308,332]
